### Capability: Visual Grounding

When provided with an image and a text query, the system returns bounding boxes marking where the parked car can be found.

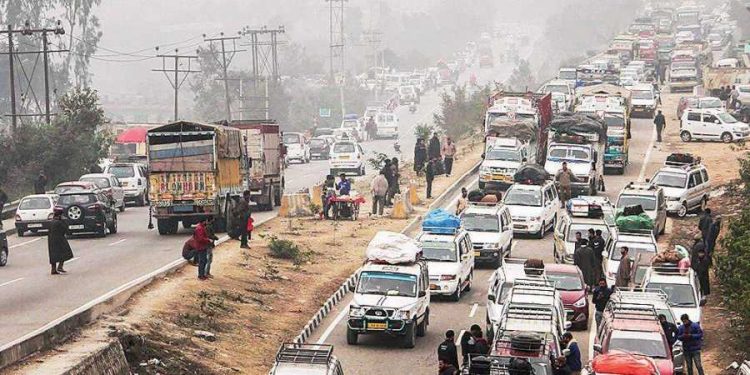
[53,181,99,195]
[79,173,125,212]
[680,108,750,143]
[283,132,310,164]
[651,162,711,218]
[676,96,725,121]
[545,263,589,330]
[103,162,149,206]
[503,181,559,239]
[616,182,667,237]
[417,227,474,301]
[461,202,513,267]
[329,140,366,176]
[55,190,118,237]
[642,265,704,323]
[603,231,657,287]
[14,194,57,237]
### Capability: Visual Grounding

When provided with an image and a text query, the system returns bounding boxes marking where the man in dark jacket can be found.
[561,332,582,374]
[460,330,475,364]
[591,229,606,278]
[690,235,706,266]
[414,138,427,176]
[574,232,588,250]
[471,325,489,355]
[706,216,722,259]
[438,359,458,375]
[692,249,711,296]
[592,278,613,326]
[0,186,7,229]
[677,314,705,375]
[428,133,442,160]
[698,209,712,245]
[34,172,48,194]
[48,211,74,274]
[574,244,597,289]
[654,110,666,142]
[426,159,436,199]
[437,330,460,370]
[659,314,679,347]
[235,191,251,249]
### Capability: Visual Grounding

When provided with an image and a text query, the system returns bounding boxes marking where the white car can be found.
[603,231,657,287]
[642,266,704,323]
[14,194,57,237]
[616,182,667,237]
[503,181,559,238]
[680,108,750,143]
[329,140,365,176]
[461,203,514,267]
[283,132,310,164]
[375,112,399,139]
[479,137,531,191]
[270,344,343,375]
[79,173,125,212]
[104,162,149,206]
[418,229,473,301]
[630,83,658,118]
[486,259,544,332]
[553,201,615,264]
[736,84,750,106]
[651,162,711,217]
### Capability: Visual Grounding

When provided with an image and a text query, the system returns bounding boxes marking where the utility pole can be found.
[204,33,244,121]
[326,0,346,84]
[1,20,67,128]
[240,26,285,120]
[152,48,199,121]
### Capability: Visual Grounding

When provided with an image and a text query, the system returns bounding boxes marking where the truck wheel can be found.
[346,328,358,345]
[402,323,417,348]
[536,222,545,239]
[157,218,177,235]
[109,214,118,234]
[416,311,428,337]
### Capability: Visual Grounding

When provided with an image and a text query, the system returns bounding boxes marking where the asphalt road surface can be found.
[308,113,662,374]
[0,41,521,348]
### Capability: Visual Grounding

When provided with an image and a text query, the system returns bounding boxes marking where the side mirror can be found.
[564,321,572,330]
[488,294,496,302]
[418,290,427,298]
[593,344,603,353]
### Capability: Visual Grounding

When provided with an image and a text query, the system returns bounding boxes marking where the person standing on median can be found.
[236,190,251,249]
[193,217,213,280]
[441,136,457,177]
[370,171,389,217]
[48,210,73,275]
[428,133,442,161]
[414,138,427,176]
[34,172,48,195]
[654,110,666,143]
[425,158,436,199]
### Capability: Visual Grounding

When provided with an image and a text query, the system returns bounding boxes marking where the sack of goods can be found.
[422,209,461,234]
[366,231,422,264]
[651,249,684,265]
[614,210,654,232]
[591,350,660,375]
[550,112,608,140]
[487,118,537,143]
[513,163,549,185]
[509,331,545,353]
[666,152,696,166]
[467,189,486,202]
[524,258,545,275]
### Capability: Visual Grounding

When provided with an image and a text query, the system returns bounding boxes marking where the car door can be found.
[460,234,474,280]
[687,171,703,209]
[685,111,701,135]
[500,208,513,252]
[543,186,555,223]
[110,176,125,205]
[702,113,721,139]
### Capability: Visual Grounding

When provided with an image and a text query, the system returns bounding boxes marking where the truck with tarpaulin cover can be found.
[227,119,284,211]
[147,121,245,235]
[485,91,553,164]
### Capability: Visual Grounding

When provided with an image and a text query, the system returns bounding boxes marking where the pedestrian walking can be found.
[678,314,705,375]
[414,138,427,176]
[654,110,666,142]
[34,172,48,194]
[615,247,632,288]
[0,185,7,230]
[193,217,214,280]
[698,209,712,245]
[706,216,722,259]
[456,188,468,216]
[438,359,458,375]
[442,136,457,176]
[388,157,401,204]
[692,249,711,296]
[370,171,389,216]
[574,243,597,289]
[555,162,578,203]
[561,332,582,375]
[426,159,436,199]
[381,159,394,206]
[48,211,73,275]
[237,190,251,249]
[428,133,442,160]
[437,330,460,370]
[592,278,613,326]
[227,196,240,240]
[660,314,679,347]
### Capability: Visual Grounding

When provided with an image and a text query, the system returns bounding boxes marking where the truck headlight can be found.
[531,216,542,222]
[573,297,587,308]
[349,306,365,318]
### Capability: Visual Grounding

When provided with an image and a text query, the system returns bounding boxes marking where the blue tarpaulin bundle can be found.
[422,209,461,234]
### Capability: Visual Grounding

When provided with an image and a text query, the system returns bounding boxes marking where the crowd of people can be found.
[414,133,458,200]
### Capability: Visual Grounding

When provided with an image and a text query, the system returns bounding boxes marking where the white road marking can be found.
[9,237,42,249]
[108,239,127,246]
[638,126,657,182]
[316,302,351,344]
[469,303,479,318]
[455,329,466,346]
[66,257,80,264]
[0,277,24,288]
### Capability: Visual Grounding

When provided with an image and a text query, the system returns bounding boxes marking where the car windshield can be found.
[549,147,590,161]
[546,272,584,291]
[632,90,653,100]
[504,189,542,207]
[421,241,457,262]
[699,98,723,108]
[609,332,668,358]
[59,194,96,205]
[566,223,610,242]
[19,197,51,210]
[545,85,569,94]
[80,177,110,188]
[652,172,686,188]
[604,117,625,127]
[559,71,577,80]
[107,166,134,178]
[333,143,355,153]
[314,128,333,136]
[310,139,327,147]
[357,271,417,297]
[610,241,657,260]
[282,134,301,144]
[645,283,697,307]
[462,212,500,232]
[717,112,738,123]
[487,148,521,162]
[617,195,657,210]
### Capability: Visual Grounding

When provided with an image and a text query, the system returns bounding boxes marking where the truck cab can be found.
[539,79,575,111]
[630,83,658,118]
[417,227,474,301]
[484,97,537,134]
[479,137,530,190]
[461,202,513,268]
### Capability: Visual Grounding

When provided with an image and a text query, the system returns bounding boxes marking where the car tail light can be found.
[15,214,21,221]
[88,203,103,211]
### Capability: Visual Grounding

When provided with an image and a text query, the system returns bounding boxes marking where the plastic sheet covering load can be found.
[513,163,549,185]
[550,112,608,141]
[615,210,654,232]
[365,231,422,264]
[591,350,659,375]
[422,209,461,234]
[486,118,537,142]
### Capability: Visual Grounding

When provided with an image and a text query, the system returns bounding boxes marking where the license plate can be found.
[429,284,439,290]
[173,204,194,213]
[492,175,508,181]
[474,251,481,257]
[339,155,350,160]
[28,223,43,228]
[69,224,84,230]
[367,322,387,330]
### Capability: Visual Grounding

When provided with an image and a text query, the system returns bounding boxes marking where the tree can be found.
[433,84,490,140]
[506,60,536,92]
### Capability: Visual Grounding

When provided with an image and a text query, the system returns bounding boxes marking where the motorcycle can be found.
[409,103,417,113]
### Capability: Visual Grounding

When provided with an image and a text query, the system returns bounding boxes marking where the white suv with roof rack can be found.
[495,280,569,339]
[503,181,559,239]
[616,182,667,237]
[270,343,344,375]
[642,265,704,323]
[553,196,615,264]
[417,227,474,301]
[603,230,658,287]
[650,159,710,218]
[461,202,513,268]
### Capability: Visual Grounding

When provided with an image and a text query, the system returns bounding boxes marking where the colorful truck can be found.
[147,121,245,235]
[228,120,284,211]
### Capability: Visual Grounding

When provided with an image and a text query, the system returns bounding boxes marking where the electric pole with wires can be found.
[204,32,244,121]
[239,26,285,120]
[151,48,199,121]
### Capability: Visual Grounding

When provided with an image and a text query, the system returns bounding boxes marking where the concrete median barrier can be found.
[310,184,323,207]
[279,193,313,218]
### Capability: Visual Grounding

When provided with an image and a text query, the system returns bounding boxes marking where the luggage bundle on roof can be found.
[614,208,654,232]
[513,163,549,185]
[422,209,461,235]
[523,258,545,276]
[486,118,537,143]
[365,231,422,264]
[509,332,545,353]
[550,112,608,141]
[665,152,698,167]
[566,198,604,218]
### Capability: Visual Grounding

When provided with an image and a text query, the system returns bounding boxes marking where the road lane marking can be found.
[0,277,24,288]
[66,257,80,264]
[638,125,657,182]
[9,237,42,249]
[469,303,479,318]
[108,239,126,246]
[316,302,351,344]
[455,329,466,346]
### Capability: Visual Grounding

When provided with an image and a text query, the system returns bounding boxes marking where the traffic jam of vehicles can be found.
[268,3,740,375]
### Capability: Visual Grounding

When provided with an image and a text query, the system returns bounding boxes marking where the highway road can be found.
[308,113,665,374]
[0,39,520,348]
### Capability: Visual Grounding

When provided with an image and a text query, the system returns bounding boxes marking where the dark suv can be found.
[0,230,7,266]
[55,190,118,237]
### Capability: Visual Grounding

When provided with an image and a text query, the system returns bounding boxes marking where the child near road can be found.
[247,213,255,243]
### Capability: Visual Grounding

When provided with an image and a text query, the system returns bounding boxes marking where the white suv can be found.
[461,203,514,268]
[616,182,667,237]
[603,231,657,287]
[104,163,149,206]
[503,181,559,239]
[417,229,474,301]
[630,83,658,118]
[329,140,366,176]
[651,162,710,218]
[680,108,750,143]
[642,265,704,323]
[270,343,343,375]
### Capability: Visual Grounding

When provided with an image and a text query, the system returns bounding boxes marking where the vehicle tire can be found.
[553,244,559,263]
[402,323,417,348]
[677,202,688,218]
[493,255,502,268]
[157,218,177,235]
[17,229,24,237]
[536,222,545,239]
[680,131,692,142]
[0,249,7,266]
[416,311,428,337]
[466,270,473,292]
[346,328,358,345]
[721,132,733,143]
[119,203,125,212]
[97,223,107,238]
[450,281,462,302]
[135,193,145,207]
[109,214,118,234]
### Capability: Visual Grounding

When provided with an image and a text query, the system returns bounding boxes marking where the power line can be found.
[204,32,245,121]
[151,48,200,121]
[239,26,285,120]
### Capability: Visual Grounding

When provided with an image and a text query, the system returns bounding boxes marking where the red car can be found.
[589,350,660,375]
[545,264,589,330]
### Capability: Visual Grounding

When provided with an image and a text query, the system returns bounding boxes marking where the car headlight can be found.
[349,306,365,318]
[531,216,542,222]
[480,166,491,174]
[668,196,681,201]
[440,274,457,281]
[392,309,411,320]
[573,297,587,308]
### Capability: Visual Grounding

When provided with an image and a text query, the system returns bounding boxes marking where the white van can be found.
[375,112,399,139]
[329,140,365,176]
[461,202,513,267]
[630,83,658,118]
[680,108,750,143]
